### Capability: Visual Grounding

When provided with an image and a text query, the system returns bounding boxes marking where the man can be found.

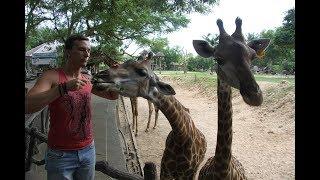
[25,34,118,180]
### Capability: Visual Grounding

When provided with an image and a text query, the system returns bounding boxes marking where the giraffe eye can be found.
[135,68,148,77]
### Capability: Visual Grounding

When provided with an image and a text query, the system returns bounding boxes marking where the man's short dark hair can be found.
[65,34,89,50]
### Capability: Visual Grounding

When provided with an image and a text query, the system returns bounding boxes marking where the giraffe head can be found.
[193,17,270,106]
[92,52,176,101]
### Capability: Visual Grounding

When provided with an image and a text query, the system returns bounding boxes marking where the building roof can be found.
[25,44,46,57]
[26,41,61,58]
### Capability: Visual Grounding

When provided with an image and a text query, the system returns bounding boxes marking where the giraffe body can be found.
[146,100,160,131]
[198,80,247,180]
[193,17,270,180]
[129,97,159,136]
[130,97,139,136]
[152,95,206,180]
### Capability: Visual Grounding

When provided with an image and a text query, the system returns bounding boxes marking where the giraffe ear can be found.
[248,38,271,58]
[156,81,176,95]
[192,40,216,58]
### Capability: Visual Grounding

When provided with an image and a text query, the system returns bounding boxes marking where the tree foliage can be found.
[162,46,183,70]
[25,0,53,43]
[25,0,219,65]
[255,8,295,74]
[202,33,219,47]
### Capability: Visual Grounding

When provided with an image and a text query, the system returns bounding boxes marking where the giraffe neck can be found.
[151,92,194,135]
[215,77,233,170]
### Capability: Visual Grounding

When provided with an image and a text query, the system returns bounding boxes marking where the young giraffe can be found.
[193,17,270,179]
[129,96,160,136]
[92,52,207,179]
[130,52,160,136]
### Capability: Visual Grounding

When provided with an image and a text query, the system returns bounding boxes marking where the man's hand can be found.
[66,78,88,91]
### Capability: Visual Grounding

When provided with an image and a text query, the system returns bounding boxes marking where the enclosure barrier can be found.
[25,106,50,172]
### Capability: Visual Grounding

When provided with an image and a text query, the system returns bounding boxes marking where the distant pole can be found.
[159,58,162,74]
[183,49,187,74]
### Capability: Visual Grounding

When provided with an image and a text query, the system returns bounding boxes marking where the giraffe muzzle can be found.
[240,84,263,106]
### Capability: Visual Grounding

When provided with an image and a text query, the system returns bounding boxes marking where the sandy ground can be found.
[122,78,295,180]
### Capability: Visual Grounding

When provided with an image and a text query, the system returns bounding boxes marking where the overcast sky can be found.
[133,0,295,56]
[166,0,295,55]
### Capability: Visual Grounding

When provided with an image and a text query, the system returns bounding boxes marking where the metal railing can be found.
[25,106,50,172]
[25,126,47,172]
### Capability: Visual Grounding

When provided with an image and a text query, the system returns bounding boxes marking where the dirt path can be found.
[122,79,295,179]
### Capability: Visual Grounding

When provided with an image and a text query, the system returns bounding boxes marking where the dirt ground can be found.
[122,77,295,180]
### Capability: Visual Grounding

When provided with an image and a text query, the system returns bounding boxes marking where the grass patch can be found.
[254,74,295,84]
[156,71,295,84]
[157,71,217,97]
[156,71,295,104]
[263,83,295,104]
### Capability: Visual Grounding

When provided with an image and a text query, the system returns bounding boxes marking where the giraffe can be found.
[130,52,160,136]
[92,51,207,180]
[130,97,160,136]
[193,17,270,179]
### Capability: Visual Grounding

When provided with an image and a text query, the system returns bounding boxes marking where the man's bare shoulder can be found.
[28,69,60,94]
[42,69,58,75]
[36,69,59,85]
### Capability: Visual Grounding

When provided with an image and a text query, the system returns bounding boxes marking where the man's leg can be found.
[45,148,79,180]
[74,143,96,180]
[47,171,73,180]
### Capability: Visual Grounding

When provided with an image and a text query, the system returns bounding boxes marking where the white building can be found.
[25,41,60,74]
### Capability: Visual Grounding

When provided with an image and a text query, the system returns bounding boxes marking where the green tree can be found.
[275,8,295,48]
[162,46,183,70]
[202,33,219,46]
[249,8,295,74]
[26,27,57,51]
[25,0,220,64]
[271,8,295,74]
[187,55,213,71]
[139,37,169,55]
[246,32,260,41]
[25,0,53,44]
